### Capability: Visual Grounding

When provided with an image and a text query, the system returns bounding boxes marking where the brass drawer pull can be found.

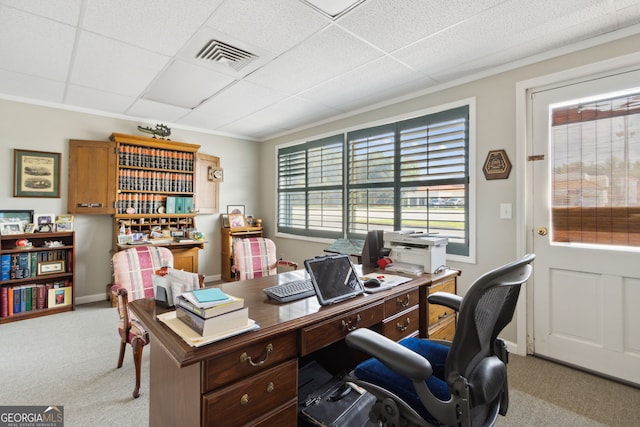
[267,382,274,393]
[341,314,361,332]
[396,317,411,332]
[438,312,448,320]
[240,343,274,367]
[241,394,249,405]
[396,294,411,308]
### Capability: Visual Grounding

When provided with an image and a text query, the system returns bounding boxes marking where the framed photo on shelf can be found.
[227,205,245,215]
[56,221,73,232]
[229,213,246,228]
[48,286,71,307]
[34,213,55,226]
[14,149,61,198]
[38,260,66,275]
[23,223,36,233]
[221,214,230,228]
[0,210,33,225]
[0,222,24,235]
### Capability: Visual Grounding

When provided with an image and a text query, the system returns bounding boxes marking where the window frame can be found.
[276,98,476,262]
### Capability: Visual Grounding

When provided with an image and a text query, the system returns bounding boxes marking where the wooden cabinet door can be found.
[68,140,116,214]
[194,152,220,214]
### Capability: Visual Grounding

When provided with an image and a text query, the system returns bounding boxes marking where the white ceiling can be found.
[2,0,640,141]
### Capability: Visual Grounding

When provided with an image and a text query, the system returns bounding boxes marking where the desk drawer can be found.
[382,306,419,342]
[384,288,419,317]
[427,278,456,327]
[202,332,297,392]
[300,303,384,356]
[428,315,456,341]
[203,359,298,426]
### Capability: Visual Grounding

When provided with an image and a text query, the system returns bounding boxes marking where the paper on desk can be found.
[157,311,258,347]
[359,273,412,288]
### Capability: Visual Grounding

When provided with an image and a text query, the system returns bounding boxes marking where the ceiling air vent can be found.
[195,40,257,72]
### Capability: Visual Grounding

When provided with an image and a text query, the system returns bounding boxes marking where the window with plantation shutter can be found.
[278,135,344,238]
[277,103,471,256]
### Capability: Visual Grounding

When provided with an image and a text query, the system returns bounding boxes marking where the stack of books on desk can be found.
[175,288,248,336]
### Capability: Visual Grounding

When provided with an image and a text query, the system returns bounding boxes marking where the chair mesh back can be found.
[445,255,533,389]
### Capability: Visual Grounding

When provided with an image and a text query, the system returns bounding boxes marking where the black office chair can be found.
[345,254,535,427]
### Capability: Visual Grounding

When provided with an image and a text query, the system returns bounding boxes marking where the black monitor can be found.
[361,230,384,267]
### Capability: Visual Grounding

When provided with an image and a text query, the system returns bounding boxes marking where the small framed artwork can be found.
[38,260,66,275]
[34,213,56,225]
[229,213,246,228]
[24,223,36,233]
[227,205,245,215]
[56,221,73,232]
[14,149,61,198]
[0,210,33,225]
[221,214,230,228]
[483,149,512,180]
[0,222,24,235]
[117,234,134,245]
[48,286,71,307]
[37,223,55,233]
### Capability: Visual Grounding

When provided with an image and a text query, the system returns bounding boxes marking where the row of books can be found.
[1,251,69,281]
[175,287,248,337]
[0,281,72,317]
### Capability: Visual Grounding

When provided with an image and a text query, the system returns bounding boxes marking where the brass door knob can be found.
[536,226,548,236]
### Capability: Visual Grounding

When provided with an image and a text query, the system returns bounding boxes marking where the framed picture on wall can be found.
[13,149,61,198]
[227,205,245,215]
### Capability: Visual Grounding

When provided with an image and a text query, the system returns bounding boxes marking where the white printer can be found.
[383,231,448,274]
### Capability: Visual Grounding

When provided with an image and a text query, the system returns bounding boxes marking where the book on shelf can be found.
[175,305,249,336]
[175,294,244,319]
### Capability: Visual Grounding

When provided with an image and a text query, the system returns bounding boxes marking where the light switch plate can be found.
[500,203,512,219]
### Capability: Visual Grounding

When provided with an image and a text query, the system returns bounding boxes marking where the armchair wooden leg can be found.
[117,339,126,369]
[131,337,145,399]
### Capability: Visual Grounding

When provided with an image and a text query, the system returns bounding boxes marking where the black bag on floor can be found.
[298,361,376,427]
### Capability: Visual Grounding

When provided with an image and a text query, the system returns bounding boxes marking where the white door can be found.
[530,69,640,386]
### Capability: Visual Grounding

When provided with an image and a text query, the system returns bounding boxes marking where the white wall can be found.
[260,32,640,343]
[0,100,258,303]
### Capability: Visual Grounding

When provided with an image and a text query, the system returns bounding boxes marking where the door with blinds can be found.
[530,69,640,385]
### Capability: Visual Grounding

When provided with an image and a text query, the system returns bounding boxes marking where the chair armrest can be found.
[277,259,298,270]
[428,291,462,312]
[346,328,433,381]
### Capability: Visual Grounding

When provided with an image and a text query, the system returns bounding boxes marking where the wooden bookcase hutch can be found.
[68,133,221,272]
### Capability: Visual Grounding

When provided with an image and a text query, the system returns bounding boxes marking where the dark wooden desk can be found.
[129,268,459,426]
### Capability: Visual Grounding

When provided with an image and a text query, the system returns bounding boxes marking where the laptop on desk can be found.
[264,254,365,305]
[304,254,365,305]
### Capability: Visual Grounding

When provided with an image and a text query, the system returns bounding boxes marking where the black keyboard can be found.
[264,279,315,303]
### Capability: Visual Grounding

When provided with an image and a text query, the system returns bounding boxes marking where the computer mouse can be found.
[363,278,381,288]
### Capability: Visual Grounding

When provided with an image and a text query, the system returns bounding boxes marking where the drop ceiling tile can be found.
[0,69,65,103]
[65,85,136,114]
[217,117,289,141]
[70,32,170,97]
[241,96,340,130]
[245,25,383,94]
[337,0,504,53]
[0,0,82,25]
[142,60,236,109]
[206,0,329,55]
[82,0,223,55]
[299,56,431,110]
[176,109,238,130]
[195,80,288,117]
[0,6,76,81]
[127,98,192,123]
